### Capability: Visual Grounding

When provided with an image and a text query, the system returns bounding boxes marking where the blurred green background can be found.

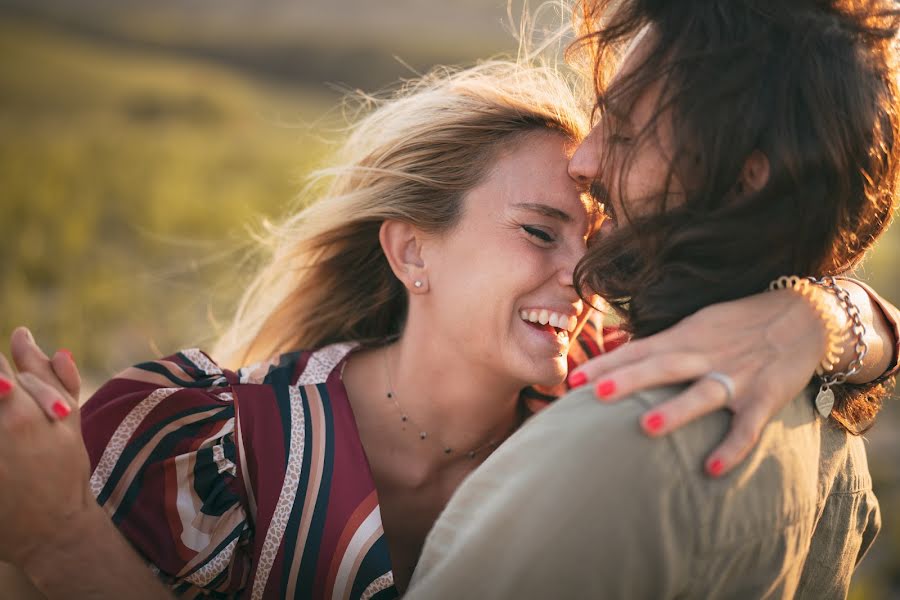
[1,1,898,597]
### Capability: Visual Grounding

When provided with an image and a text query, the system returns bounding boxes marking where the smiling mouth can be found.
[519,309,577,342]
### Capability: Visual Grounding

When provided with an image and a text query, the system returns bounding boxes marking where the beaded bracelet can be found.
[768,275,868,417]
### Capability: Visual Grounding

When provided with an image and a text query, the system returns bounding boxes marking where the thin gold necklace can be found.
[383,347,505,459]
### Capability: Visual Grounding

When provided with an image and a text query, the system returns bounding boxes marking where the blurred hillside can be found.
[0,3,898,598]
[0,0,520,90]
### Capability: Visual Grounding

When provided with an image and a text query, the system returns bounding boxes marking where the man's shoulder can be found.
[524,384,730,467]
[500,385,709,501]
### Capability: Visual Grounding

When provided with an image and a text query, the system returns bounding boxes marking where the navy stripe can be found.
[97,400,231,505]
[280,382,314,598]
[135,360,223,389]
[351,536,398,600]
[104,405,234,520]
[294,382,335,597]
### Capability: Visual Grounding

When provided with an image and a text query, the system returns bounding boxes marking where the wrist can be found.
[20,503,111,593]
[768,279,833,369]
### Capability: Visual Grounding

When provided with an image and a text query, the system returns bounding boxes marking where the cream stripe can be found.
[176,419,236,551]
[296,343,357,385]
[332,505,385,600]
[101,408,229,516]
[90,387,180,498]
[360,572,395,600]
[181,348,223,376]
[178,503,247,576]
[285,384,328,598]
[183,536,240,588]
[250,384,307,600]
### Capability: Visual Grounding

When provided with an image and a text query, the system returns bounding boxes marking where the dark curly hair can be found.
[570,0,900,430]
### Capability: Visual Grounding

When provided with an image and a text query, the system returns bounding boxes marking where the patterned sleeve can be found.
[80,349,252,597]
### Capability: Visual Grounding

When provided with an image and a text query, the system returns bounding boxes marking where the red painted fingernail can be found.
[568,372,587,388]
[52,401,71,419]
[595,379,616,398]
[707,458,724,477]
[0,376,13,395]
[58,349,75,363]
[642,412,665,434]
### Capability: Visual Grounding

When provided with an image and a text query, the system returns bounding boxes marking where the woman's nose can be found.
[568,125,602,186]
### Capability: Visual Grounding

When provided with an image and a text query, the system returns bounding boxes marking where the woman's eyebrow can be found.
[512,202,573,222]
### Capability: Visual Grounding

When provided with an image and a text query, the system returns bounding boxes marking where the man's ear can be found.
[738,150,770,195]
[379,220,429,293]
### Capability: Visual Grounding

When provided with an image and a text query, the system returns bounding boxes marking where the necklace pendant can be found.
[815,386,835,418]
[419,431,427,440]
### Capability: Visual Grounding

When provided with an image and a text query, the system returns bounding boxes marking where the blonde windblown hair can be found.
[213,60,589,369]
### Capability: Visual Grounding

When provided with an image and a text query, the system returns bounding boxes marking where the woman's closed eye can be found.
[522,225,556,245]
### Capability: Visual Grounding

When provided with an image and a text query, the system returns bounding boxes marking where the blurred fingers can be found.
[0,354,14,398]
[16,372,72,422]
[10,327,73,400]
[51,350,81,401]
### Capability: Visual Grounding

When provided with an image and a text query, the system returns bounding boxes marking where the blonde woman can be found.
[0,59,897,600]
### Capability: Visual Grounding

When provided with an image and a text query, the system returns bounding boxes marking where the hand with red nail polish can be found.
[7,327,82,421]
[0,345,171,597]
[0,351,92,571]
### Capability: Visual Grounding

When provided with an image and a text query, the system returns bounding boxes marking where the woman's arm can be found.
[568,278,899,475]
[833,278,898,383]
[21,503,174,600]
[0,333,173,600]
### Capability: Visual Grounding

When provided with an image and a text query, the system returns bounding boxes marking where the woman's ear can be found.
[738,150,770,195]
[379,220,429,293]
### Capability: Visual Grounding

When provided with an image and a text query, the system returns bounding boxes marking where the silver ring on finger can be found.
[703,371,736,405]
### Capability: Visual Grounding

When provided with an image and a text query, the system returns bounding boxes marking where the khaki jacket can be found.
[407,386,880,599]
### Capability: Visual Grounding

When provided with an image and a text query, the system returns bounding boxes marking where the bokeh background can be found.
[1,0,898,597]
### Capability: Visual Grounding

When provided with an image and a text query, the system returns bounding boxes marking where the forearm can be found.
[830,280,893,384]
[21,505,173,600]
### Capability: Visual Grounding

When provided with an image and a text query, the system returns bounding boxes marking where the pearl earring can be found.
[414,280,423,288]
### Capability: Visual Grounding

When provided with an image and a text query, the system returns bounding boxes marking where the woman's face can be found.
[420,130,597,388]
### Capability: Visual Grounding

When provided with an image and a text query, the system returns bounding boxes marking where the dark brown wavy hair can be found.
[570,0,900,430]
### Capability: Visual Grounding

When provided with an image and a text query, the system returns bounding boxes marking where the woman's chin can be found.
[522,356,568,389]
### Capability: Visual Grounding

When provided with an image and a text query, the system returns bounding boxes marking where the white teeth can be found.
[520,309,578,333]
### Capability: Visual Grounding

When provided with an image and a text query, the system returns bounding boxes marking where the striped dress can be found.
[80,320,625,599]
[82,343,399,599]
